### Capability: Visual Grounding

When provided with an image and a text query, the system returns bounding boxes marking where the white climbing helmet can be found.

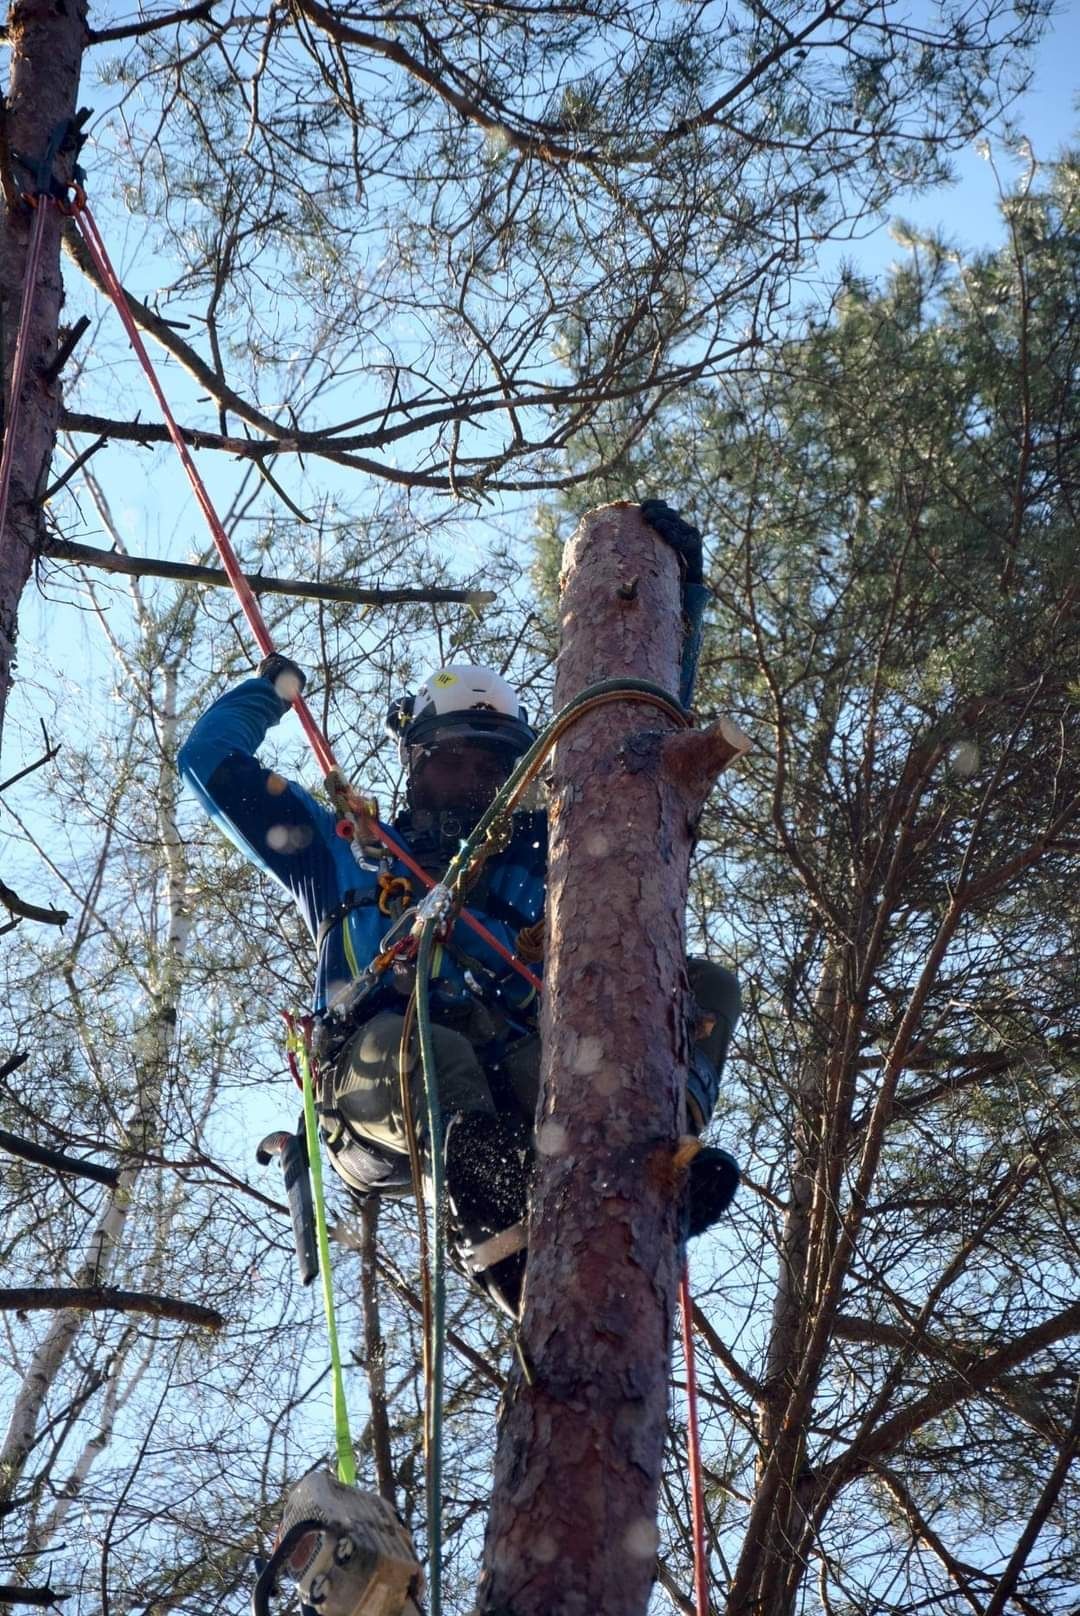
[385,664,535,767]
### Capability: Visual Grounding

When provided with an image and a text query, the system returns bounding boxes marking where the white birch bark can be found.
[0,666,191,1506]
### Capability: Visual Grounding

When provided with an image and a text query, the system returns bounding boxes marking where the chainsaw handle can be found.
[251,1520,322,1616]
[256,1131,291,1166]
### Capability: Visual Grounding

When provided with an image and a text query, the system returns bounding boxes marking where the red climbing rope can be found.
[0,202,49,543]
[69,197,541,995]
[680,1261,709,1616]
[70,193,709,1611]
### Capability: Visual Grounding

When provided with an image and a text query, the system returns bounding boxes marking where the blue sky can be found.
[844,0,1078,276]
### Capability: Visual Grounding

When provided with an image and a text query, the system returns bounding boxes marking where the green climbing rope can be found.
[443,677,688,904]
[296,1033,358,1488]
[413,920,446,1614]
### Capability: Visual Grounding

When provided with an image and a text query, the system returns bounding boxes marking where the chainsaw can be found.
[252,1469,424,1616]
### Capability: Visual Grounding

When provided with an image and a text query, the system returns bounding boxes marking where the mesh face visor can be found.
[403,710,535,768]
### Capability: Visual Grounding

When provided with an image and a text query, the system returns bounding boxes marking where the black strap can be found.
[315,887,378,953]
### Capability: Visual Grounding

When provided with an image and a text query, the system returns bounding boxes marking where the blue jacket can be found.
[178,678,545,1034]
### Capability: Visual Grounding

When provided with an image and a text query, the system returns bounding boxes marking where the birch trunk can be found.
[478,502,747,1616]
[0,667,190,1507]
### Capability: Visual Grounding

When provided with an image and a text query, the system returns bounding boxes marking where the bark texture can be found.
[478,503,744,1615]
[0,0,87,754]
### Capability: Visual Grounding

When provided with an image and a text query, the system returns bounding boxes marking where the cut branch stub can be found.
[479,502,747,1615]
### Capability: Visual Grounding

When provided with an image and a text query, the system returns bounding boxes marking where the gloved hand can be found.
[258,652,307,702]
[639,498,703,587]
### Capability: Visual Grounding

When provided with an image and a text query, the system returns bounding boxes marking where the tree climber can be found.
[178,510,741,1318]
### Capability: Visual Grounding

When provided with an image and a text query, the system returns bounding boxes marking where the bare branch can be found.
[0,1585,66,1608]
[86,1,216,46]
[40,316,91,387]
[0,879,70,930]
[38,538,495,609]
[331,1224,505,1391]
[0,1128,120,1188]
[0,722,61,795]
[0,1287,224,1332]
[41,434,110,503]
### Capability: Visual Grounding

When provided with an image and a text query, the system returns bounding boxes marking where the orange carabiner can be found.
[56,181,87,217]
[377,874,413,917]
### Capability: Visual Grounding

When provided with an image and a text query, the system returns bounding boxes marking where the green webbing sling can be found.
[296,1032,357,1488]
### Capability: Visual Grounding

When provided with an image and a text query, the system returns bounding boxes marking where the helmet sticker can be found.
[433,671,458,687]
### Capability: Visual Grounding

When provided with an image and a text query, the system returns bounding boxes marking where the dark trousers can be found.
[333,959,738,1159]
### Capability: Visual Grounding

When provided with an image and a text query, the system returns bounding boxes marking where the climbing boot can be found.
[444,1112,532,1319]
[686,1146,741,1239]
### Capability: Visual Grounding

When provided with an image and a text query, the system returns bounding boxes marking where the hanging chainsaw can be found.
[252,1469,425,1616]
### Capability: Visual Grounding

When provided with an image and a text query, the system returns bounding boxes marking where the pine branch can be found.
[821,1299,1080,1492]
[981,1378,1080,1616]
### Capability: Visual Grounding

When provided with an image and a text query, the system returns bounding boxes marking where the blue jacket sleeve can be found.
[178,678,342,943]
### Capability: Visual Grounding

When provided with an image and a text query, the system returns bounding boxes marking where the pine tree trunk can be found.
[0,0,87,754]
[478,502,747,1616]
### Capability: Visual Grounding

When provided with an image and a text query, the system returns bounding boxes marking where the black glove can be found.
[639,498,703,587]
[257,653,307,695]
